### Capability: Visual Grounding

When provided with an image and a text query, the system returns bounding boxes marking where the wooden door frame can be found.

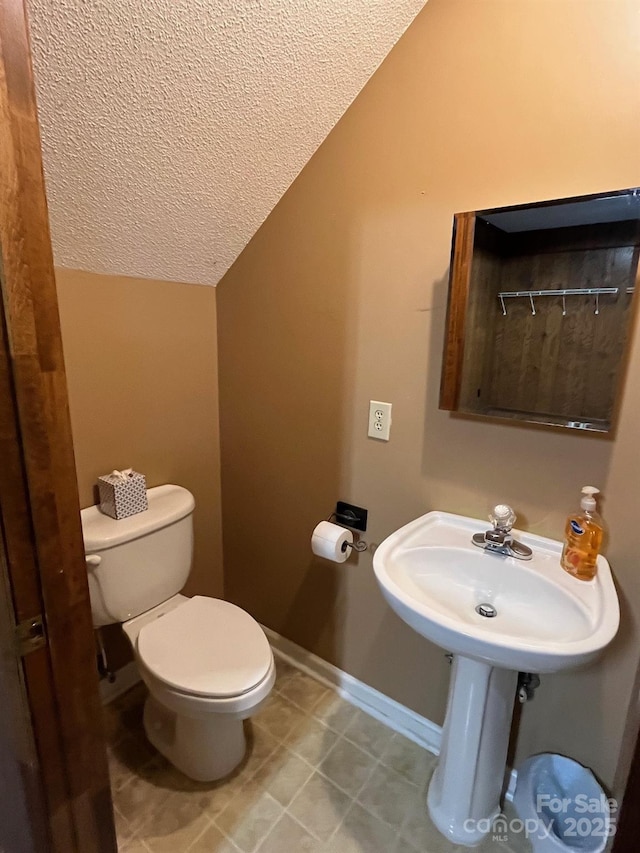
[0,1,116,850]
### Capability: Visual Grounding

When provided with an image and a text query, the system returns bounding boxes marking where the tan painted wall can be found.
[56,269,223,603]
[217,0,640,792]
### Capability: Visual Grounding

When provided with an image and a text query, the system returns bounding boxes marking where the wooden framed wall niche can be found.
[440,189,640,434]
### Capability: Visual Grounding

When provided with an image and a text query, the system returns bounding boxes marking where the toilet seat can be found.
[136,595,272,698]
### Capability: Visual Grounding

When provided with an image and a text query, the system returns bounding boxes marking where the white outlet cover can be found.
[368,400,392,441]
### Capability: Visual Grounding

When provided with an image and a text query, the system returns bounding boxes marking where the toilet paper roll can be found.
[311,521,354,563]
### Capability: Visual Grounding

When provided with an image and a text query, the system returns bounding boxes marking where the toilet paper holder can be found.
[327,511,368,552]
[333,501,368,532]
[342,535,367,553]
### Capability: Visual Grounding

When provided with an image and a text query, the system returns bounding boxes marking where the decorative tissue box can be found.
[98,469,148,519]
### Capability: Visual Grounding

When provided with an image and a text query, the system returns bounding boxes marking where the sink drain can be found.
[475,603,497,618]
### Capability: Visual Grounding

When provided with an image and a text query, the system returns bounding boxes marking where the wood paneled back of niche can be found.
[461,219,639,428]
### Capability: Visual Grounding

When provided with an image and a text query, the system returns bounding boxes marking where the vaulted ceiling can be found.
[27,0,426,286]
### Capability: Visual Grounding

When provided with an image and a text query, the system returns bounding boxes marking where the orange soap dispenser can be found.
[561,486,604,581]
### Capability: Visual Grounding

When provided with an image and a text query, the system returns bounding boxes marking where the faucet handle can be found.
[489,504,516,531]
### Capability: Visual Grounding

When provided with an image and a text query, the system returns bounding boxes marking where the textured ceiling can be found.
[27,0,425,287]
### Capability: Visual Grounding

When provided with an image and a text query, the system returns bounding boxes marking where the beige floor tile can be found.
[277,672,329,713]
[140,744,273,823]
[103,703,128,746]
[252,692,307,741]
[499,838,532,853]
[318,738,377,798]
[286,716,340,767]
[141,795,211,853]
[322,834,363,853]
[379,732,437,786]
[242,723,281,775]
[312,694,359,734]
[113,805,138,848]
[121,753,196,799]
[114,682,147,711]
[215,788,283,852]
[288,771,352,842]
[392,838,422,853]
[357,763,420,828]
[481,802,532,853]
[148,767,249,825]
[114,760,175,833]
[504,830,534,853]
[253,745,314,806]
[112,684,148,737]
[326,801,400,853]
[343,709,395,758]
[209,724,281,799]
[108,734,157,792]
[399,796,462,852]
[118,837,151,853]
[273,657,299,690]
[256,813,322,853]
[189,822,243,852]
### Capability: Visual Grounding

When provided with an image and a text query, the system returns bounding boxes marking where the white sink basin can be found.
[373,511,619,673]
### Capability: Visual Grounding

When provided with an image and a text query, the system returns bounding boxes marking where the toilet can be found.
[81,483,275,781]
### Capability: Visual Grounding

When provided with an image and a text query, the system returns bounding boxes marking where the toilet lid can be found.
[136,596,273,697]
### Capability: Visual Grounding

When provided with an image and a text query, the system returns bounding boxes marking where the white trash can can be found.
[512,754,612,853]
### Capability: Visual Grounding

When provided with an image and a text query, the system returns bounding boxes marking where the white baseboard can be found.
[261,625,442,756]
[100,660,141,705]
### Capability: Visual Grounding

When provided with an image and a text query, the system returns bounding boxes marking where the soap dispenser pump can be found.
[560,486,604,581]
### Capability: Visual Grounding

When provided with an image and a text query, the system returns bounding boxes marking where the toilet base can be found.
[143,694,247,782]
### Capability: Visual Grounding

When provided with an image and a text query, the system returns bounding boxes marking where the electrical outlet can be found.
[368,400,392,441]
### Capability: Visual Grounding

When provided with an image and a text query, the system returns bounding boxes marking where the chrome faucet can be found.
[472,504,533,561]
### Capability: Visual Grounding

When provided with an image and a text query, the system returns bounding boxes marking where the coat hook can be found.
[594,293,600,315]
[529,293,536,316]
[562,295,567,317]
[499,294,507,316]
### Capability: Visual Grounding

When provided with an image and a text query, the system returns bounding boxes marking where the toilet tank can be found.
[81,484,195,627]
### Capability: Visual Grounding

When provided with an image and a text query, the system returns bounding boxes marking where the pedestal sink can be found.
[372,511,619,847]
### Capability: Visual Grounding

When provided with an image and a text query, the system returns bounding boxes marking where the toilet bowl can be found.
[81,484,275,781]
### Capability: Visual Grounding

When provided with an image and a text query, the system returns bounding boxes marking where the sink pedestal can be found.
[427,655,518,847]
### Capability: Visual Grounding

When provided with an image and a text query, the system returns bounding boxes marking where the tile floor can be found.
[106,658,529,853]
